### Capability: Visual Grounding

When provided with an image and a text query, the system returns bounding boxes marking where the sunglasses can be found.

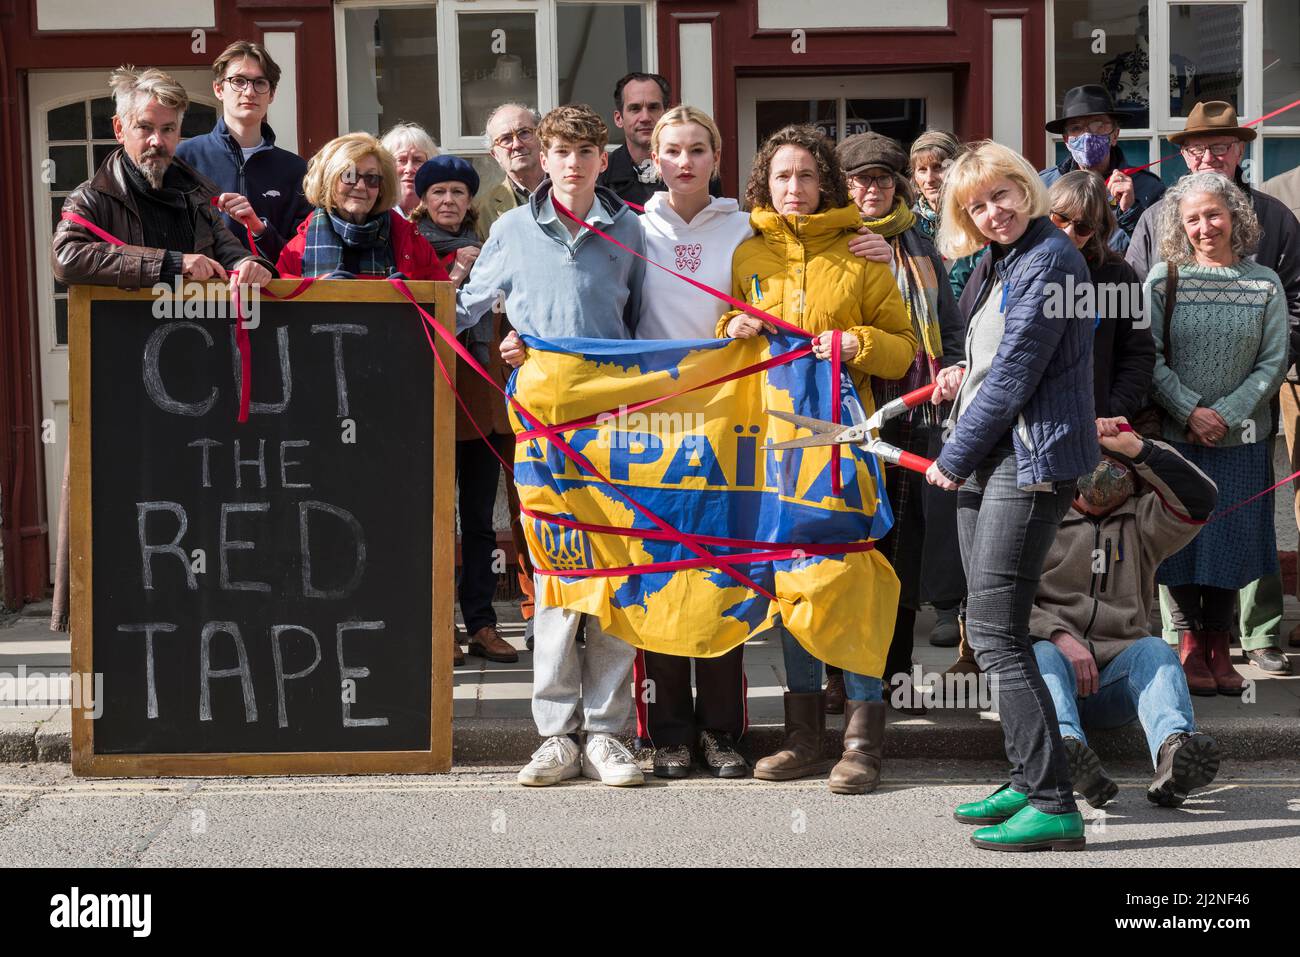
[341,170,384,190]
[1049,211,1095,238]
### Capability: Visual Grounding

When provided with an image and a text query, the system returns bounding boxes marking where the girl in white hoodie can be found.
[633,106,754,779]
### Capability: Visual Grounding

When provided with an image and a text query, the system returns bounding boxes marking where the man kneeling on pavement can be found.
[1027,418,1222,809]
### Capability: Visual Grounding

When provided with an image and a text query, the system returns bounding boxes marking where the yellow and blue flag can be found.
[508,330,900,678]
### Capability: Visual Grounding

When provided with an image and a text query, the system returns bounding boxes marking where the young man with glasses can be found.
[477,103,545,238]
[176,40,311,263]
[1125,100,1300,679]
[1039,85,1165,252]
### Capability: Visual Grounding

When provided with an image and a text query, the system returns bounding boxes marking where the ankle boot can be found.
[1178,630,1216,697]
[1203,630,1246,696]
[828,699,886,794]
[754,691,829,781]
[944,616,980,677]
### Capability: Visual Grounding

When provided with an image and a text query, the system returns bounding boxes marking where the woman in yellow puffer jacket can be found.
[719,124,916,795]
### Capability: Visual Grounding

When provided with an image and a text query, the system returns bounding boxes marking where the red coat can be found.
[276,208,450,281]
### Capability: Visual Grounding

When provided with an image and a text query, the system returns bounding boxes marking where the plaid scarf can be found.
[862,199,945,426]
[301,208,394,277]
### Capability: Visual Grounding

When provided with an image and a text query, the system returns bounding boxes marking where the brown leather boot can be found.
[824,672,846,714]
[1203,630,1246,696]
[828,700,886,794]
[1178,630,1216,697]
[754,692,830,781]
[944,616,980,677]
[452,631,465,667]
[467,625,519,663]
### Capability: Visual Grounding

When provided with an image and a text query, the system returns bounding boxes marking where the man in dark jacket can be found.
[596,72,721,209]
[1040,85,1165,252]
[52,66,273,290]
[1125,100,1300,676]
[175,40,310,264]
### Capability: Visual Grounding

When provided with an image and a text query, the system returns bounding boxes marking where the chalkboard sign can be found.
[69,280,456,776]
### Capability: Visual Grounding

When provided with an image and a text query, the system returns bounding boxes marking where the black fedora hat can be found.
[1046,84,1132,134]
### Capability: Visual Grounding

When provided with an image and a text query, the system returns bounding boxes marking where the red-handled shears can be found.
[765,383,938,475]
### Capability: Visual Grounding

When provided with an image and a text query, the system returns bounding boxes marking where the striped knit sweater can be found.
[1144,259,1289,446]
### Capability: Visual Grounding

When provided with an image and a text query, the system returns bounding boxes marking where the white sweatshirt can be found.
[637,192,755,340]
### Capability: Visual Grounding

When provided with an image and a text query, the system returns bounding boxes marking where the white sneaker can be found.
[517,735,581,787]
[582,733,645,787]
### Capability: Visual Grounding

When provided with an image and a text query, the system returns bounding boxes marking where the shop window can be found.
[557,2,647,147]
[458,11,538,138]
[845,99,927,147]
[1055,1,1150,129]
[755,99,837,142]
[1263,0,1300,127]
[1263,138,1300,180]
[343,5,442,142]
[1166,3,1243,119]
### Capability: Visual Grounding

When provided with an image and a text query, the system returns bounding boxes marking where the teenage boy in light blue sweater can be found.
[456,104,647,787]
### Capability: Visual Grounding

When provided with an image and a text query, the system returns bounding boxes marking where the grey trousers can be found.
[531,581,636,737]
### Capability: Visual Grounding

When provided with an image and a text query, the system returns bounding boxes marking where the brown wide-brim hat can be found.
[1168,100,1257,144]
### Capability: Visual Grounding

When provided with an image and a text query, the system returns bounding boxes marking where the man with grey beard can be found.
[53,66,272,290]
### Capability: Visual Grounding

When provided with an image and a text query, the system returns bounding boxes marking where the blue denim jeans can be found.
[957,450,1077,814]
[779,628,883,701]
[1033,636,1197,767]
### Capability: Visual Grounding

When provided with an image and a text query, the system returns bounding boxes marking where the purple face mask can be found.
[1066,132,1112,169]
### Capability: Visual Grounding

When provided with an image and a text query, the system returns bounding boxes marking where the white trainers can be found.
[582,733,645,787]
[517,735,581,787]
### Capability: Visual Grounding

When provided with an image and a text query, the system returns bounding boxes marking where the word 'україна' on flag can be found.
[508,330,900,678]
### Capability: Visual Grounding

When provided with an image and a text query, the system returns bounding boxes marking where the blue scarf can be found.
[301,209,394,277]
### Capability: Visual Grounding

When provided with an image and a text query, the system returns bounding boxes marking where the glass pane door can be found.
[1167,2,1244,117]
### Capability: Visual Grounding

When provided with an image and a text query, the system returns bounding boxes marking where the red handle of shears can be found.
[900,383,939,409]
[896,451,934,474]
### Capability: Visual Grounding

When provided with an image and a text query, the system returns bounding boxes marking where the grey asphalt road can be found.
[1,759,1298,867]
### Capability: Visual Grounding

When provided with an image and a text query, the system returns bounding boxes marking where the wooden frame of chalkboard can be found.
[68,280,456,776]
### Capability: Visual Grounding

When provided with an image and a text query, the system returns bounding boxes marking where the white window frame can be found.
[1044,0,1295,185]
[335,0,656,159]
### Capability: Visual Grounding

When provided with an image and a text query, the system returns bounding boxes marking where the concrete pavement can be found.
[3,600,1298,766]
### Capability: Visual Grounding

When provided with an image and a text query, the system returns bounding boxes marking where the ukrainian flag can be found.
[508,330,901,678]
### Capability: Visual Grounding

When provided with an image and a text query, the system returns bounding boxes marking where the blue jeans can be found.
[1033,636,1196,767]
[779,628,883,701]
[957,450,1077,814]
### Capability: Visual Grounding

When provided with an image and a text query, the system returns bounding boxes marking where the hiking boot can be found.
[1244,646,1291,674]
[1062,736,1118,809]
[1147,732,1220,807]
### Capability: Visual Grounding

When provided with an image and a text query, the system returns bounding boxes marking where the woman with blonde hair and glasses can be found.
[277,132,448,281]
[927,141,1098,851]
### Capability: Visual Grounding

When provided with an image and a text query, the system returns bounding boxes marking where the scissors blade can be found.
[768,426,869,450]
[764,408,842,434]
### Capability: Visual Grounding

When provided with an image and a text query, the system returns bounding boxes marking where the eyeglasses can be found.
[1049,211,1096,238]
[849,173,895,191]
[1064,118,1117,137]
[341,169,384,190]
[221,75,272,95]
[1183,143,1237,158]
[492,127,537,150]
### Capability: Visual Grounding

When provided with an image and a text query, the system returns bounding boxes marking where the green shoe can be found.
[970,805,1085,852]
[953,783,1029,825]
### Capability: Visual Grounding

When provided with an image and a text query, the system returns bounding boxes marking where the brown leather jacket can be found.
[51,148,270,289]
